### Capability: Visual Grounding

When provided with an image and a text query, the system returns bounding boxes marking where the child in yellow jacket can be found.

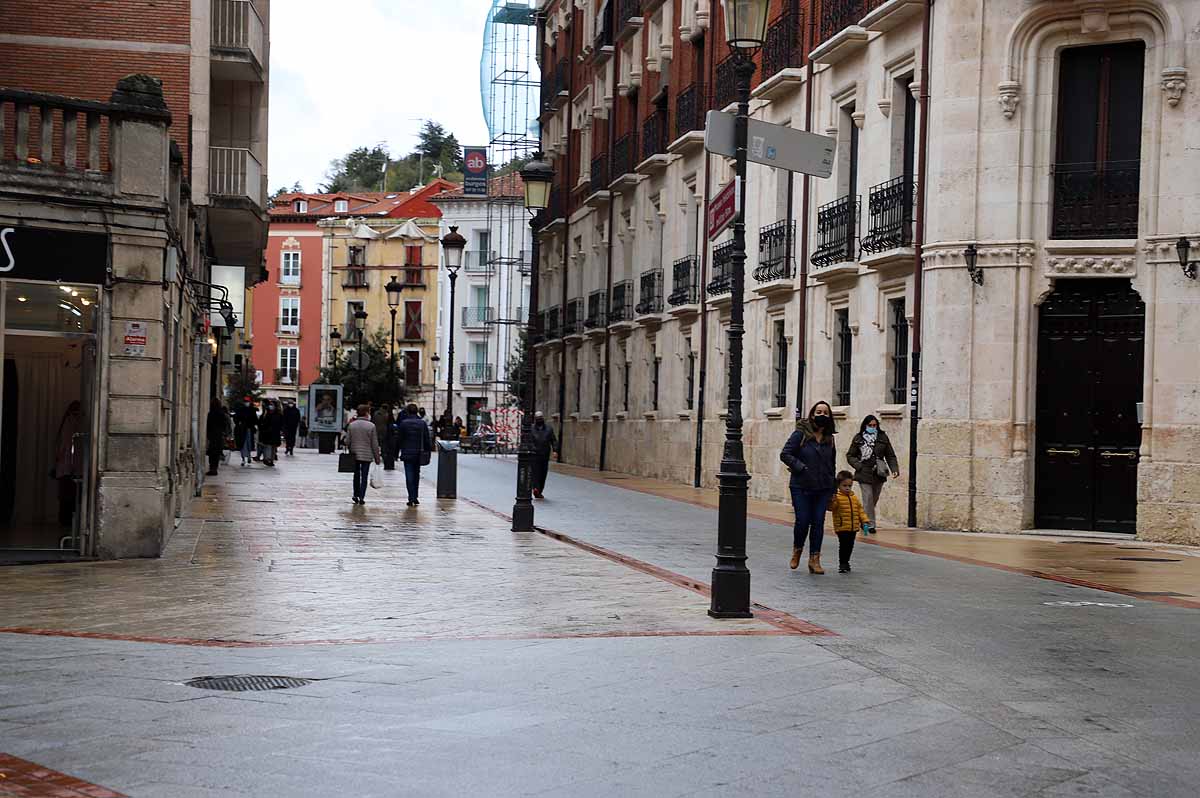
[828,471,868,573]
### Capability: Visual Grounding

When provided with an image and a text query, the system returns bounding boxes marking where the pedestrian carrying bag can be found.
[369,463,384,490]
[420,449,431,467]
[338,453,356,473]
[874,457,891,478]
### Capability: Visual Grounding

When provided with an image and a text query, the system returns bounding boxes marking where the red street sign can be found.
[708,180,736,240]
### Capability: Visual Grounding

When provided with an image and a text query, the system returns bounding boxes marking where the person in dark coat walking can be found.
[845,414,899,535]
[373,404,396,470]
[780,400,838,574]
[396,402,432,506]
[258,401,283,467]
[205,401,229,476]
[233,399,258,467]
[282,400,302,456]
[529,411,557,499]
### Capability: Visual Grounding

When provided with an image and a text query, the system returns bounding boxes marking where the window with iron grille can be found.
[652,357,660,411]
[835,309,852,406]
[888,298,908,405]
[348,246,366,267]
[686,350,696,410]
[623,360,631,412]
[773,320,788,408]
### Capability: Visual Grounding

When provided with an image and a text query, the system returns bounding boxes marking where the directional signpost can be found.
[707,180,737,241]
[704,111,835,178]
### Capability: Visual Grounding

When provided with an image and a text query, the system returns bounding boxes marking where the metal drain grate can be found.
[185,675,313,692]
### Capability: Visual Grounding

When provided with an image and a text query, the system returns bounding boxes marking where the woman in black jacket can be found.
[258,401,283,467]
[845,414,899,534]
[780,401,838,574]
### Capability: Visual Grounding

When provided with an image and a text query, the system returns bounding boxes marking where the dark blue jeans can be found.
[403,460,421,503]
[790,486,831,553]
[352,460,371,501]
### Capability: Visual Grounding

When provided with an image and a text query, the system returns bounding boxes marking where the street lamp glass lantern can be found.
[353,308,368,337]
[441,225,467,273]
[520,153,554,211]
[1176,237,1191,273]
[385,274,403,308]
[720,0,770,51]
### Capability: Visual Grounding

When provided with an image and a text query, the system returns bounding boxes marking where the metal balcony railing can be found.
[707,241,736,296]
[818,0,870,45]
[715,54,737,109]
[545,306,561,339]
[619,0,642,32]
[209,146,262,206]
[273,368,298,385]
[591,153,608,190]
[642,112,668,162]
[861,176,916,253]
[755,220,795,282]
[762,7,804,79]
[212,0,265,67]
[612,131,638,179]
[1051,160,1140,240]
[342,268,368,288]
[401,267,424,287]
[585,291,607,328]
[610,280,633,322]
[564,298,584,334]
[635,268,663,315]
[462,307,494,328]
[675,82,705,140]
[594,3,614,50]
[276,316,300,336]
[811,194,861,268]
[465,251,496,273]
[668,256,699,306]
[461,363,495,384]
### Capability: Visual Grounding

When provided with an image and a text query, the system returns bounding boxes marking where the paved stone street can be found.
[1,450,1198,797]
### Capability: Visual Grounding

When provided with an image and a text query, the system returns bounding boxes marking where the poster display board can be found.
[308,384,344,434]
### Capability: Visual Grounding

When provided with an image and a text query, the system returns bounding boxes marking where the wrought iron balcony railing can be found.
[811,194,861,268]
[545,306,560,339]
[762,8,804,79]
[460,363,495,384]
[707,240,736,296]
[610,280,634,322]
[675,82,705,140]
[755,220,795,282]
[618,0,642,32]
[564,298,584,335]
[668,256,700,306]
[1051,160,1140,240]
[861,176,915,253]
[342,268,368,288]
[594,3,614,50]
[612,131,638,179]
[818,0,869,45]
[635,268,664,315]
[401,267,423,287]
[465,250,497,273]
[642,112,667,162]
[462,306,494,328]
[590,154,608,190]
[715,54,737,109]
[275,316,300,336]
[586,290,608,328]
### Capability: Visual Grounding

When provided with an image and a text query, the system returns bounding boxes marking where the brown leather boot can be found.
[808,554,825,575]
[789,548,802,569]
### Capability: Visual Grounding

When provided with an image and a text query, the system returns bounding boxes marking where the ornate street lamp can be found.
[386,274,404,401]
[328,326,342,366]
[431,353,441,421]
[441,225,467,419]
[512,153,554,532]
[964,243,983,286]
[353,308,368,403]
[709,0,769,620]
[1176,237,1197,280]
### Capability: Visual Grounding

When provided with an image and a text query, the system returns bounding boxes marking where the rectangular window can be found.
[652,357,661,411]
[403,300,422,340]
[686,350,696,410]
[278,346,298,384]
[281,251,301,284]
[773,320,788,408]
[888,298,909,405]
[279,297,299,334]
[348,245,366,267]
[334,199,348,212]
[294,199,307,213]
[405,245,422,266]
[403,351,420,387]
[345,301,364,337]
[575,370,582,414]
[1052,42,1144,239]
[623,360,630,412]
[835,309,852,406]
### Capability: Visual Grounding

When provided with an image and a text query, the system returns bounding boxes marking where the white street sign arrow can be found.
[704,111,835,178]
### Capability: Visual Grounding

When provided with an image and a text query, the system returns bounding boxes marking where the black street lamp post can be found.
[353,308,368,404]
[710,0,769,620]
[386,274,404,399]
[441,226,467,419]
[431,354,441,420]
[512,153,554,532]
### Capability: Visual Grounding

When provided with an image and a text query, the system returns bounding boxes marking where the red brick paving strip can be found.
[0,753,125,797]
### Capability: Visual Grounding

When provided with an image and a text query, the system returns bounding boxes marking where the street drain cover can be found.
[185,675,312,692]
[1114,557,1181,563]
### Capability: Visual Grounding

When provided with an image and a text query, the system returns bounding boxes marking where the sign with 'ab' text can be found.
[463,147,488,196]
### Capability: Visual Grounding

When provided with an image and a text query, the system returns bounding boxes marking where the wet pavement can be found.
[0,449,1197,796]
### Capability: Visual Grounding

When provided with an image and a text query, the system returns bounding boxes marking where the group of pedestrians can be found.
[203,397,303,477]
[781,401,899,574]
[345,402,433,506]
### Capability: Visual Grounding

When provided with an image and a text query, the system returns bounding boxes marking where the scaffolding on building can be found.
[474,0,539,448]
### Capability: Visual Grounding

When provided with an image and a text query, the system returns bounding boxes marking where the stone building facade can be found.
[533,0,1200,544]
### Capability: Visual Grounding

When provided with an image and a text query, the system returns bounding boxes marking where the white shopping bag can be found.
[369,463,384,490]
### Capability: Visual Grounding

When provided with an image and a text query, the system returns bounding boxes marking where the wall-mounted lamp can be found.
[964,243,983,286]
[1176,237,1197,280]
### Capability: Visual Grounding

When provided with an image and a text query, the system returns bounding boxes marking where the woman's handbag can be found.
[874,457,891,478]
[338,452,356,473]
[420,448,432,466]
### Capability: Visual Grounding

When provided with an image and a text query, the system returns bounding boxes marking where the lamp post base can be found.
[708,569,752,618]
[512,448,535,531]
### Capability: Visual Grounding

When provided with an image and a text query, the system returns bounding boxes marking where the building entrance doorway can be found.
[1035,279,1143,533]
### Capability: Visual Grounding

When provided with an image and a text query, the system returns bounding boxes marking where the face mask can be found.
[814,415,833,432]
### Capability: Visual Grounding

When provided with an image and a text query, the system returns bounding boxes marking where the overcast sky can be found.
[268,1,493,193]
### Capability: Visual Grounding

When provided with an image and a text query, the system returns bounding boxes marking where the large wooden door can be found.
[1035,279,1144,533]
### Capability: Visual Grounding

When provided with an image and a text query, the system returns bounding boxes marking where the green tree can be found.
[322,145,389,193]
[226,366,263,405]
[317,330,406,408]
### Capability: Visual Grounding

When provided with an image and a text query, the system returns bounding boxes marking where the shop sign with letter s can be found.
[0,228,13,272]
